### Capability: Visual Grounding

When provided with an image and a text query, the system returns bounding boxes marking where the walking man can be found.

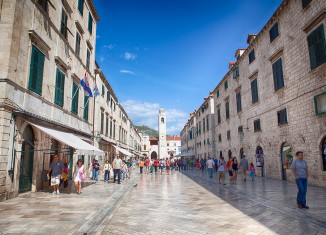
[47,155,64,195]
[290,151,309,209]
[239,155,249,182]
[113,155,122,184]
[206,157,214,178]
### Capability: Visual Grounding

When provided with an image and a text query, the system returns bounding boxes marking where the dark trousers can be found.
[140,166,143,174]
[113,169,121,183]
[154,166,158,172]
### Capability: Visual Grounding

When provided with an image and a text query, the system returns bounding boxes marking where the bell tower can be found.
[158,108,167,159]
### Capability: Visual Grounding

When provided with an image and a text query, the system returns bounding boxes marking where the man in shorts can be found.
[47,155,64,195]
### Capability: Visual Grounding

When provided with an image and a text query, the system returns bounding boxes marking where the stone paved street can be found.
[100,170,326,235]
[0,169,325,235]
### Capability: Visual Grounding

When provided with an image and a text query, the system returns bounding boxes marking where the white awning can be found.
[114,145,133,156]
[181,153,194,157]
[29,123,104,156]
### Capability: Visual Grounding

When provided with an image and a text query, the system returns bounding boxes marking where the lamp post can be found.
[92,68,101,145]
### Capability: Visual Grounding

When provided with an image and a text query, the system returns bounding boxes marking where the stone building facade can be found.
[0,0,143,201]
[181,0,326,187]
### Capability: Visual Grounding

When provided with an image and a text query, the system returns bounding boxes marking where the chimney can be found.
[229,61,236,69]
[247,34,257,45]
[235,49,246,60]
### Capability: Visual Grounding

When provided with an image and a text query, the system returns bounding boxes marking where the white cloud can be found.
[120,70,135,75]
[121,100,188,135]
[103,44,114,50]
[124,52,136,60]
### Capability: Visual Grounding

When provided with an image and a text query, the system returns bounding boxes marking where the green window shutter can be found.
[78,0,84,15]
[28,45,45,95]
[101,112,104,134]
[102,85,105,95]
[107,91,111,102]
[307,25,326,69]
[106,116,109,135]
[217,108,221,124]
[249,49,255,64]
[236,92,242,113]
[88,12,93,34]
[251,79,259,104]
[61,8,68,38]
[225,101,230,119]
[86,49,90,70]
[272,58,284,91]
[224,80,228,90]
[233,67,239,79]
[83,95,89,121]
[302,0,311,8]
[269,23,279,42]
[216,89,219,98]
[75,32,81,56]
[71,83,79,114]
[55,69,65,107]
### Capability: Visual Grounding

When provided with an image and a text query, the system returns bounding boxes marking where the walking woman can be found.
[231,157,239,183]
[73,159,86,194]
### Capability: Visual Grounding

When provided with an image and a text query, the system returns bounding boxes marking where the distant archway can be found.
[151,151,158,159]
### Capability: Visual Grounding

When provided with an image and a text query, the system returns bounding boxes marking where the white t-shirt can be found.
[207,159,214,168]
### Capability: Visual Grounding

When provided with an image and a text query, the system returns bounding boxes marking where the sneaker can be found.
[303,205,309,209]
[297,204,303,209]
[57,190,60,195]
[52,191,56,195]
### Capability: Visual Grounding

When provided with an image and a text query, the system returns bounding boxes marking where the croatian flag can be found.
[93,84,100,98]
[80,73,93,97]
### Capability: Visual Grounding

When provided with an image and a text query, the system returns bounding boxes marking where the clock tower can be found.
[158,108,167,159]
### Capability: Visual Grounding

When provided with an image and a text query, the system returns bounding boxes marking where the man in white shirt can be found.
[113,155,122,184]
[206,157,214,178]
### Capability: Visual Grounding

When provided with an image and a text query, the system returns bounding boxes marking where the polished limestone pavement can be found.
[0,172,139,235]
[100,170,326,235]
[0,170,325,235]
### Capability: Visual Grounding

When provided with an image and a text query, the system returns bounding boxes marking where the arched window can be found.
[161,117,164,123]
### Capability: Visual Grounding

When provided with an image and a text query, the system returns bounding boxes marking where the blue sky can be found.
[93,0,283,135]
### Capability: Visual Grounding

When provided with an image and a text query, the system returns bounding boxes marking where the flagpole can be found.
[93,69,101,146]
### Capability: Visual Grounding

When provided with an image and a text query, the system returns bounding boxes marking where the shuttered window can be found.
[269,22,279,42]
[28,45,45,95]
[224,80,228,90]
[227,130,231,140]
[216,89,220,98]
[254,119,261,132]
[218,134,222,142]
[78,0,84,15]
[100,111,104,134]
[37,0,48,11]
[217,107,221,124]
[251,79,259,104]
[236,92,242,113]
[249,49,255,64]
[86,48,90,70]
[102,84,105,96]
[105,114,109,135]
[88,12,93,34]
[233,67,239,79]
[277,109,288,125]
[307,24,326,69]
[75,32,81,56]
[225,101,230,119]
[107,91,111,102]
[60,8,68,39]
[71,82,79,115]
[272,58,284,91]
[302,0,311,8]
[54,69,65,107]
[83,95,89,121]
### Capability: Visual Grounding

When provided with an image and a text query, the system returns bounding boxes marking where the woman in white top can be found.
[73,159,85,194]
[103,160,112,183]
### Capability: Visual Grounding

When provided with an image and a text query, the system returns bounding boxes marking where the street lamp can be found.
[95,132,101,143]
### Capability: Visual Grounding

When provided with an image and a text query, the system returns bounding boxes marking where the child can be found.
[150,164,154,173]
[249,163,256,181]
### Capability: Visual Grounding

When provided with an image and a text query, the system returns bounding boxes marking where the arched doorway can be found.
[322,137,326,171]
[151,151,158,159]
[19,125,35,193]
[281,142,292,181]
[256,146,264,177]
